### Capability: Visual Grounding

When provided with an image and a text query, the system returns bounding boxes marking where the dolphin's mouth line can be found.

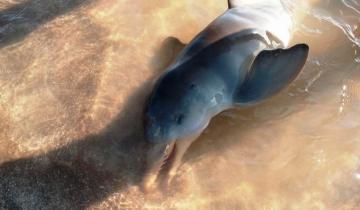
[159,142,176,172]
[142,141,176,191]
[143,129,204,192]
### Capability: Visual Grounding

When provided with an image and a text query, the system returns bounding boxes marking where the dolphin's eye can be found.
[176,114,185,125]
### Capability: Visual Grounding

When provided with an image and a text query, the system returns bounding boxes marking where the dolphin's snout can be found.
[146,123,162,142]
[145,114,180,143]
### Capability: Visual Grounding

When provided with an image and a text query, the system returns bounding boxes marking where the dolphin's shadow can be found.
[150,36,186,74]
[0,37,185,209]
[0,0,94,48]
[0,82,148,209]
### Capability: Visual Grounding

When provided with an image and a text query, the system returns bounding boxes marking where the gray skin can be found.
[143,0,309,191]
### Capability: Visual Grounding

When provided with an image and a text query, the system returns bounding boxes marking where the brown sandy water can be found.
[0,0,359,209]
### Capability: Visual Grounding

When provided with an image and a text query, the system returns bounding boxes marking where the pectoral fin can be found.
[234,44,309,105]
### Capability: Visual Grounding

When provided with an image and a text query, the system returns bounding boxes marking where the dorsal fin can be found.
[228,0,241,9]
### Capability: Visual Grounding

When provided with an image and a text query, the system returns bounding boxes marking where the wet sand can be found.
[0,0,359,209]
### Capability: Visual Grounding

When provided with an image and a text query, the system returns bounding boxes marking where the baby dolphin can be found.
[143,0,309,191]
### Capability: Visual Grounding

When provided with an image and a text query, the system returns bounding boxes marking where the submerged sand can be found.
[0,0,359,209]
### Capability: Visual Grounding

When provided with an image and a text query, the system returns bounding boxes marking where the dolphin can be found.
[143,0,309,190]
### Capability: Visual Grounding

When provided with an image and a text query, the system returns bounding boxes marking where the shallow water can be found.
[0,0,359,209]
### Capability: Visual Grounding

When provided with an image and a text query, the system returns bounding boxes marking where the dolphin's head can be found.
[144,83,209,143]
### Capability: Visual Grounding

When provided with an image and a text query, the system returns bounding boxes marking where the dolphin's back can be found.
[171,1,292,69]
[152,32,268,119]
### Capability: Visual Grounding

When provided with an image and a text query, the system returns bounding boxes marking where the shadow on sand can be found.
[0,37,186,209]
[0,80,148,209]
[0,0,95,48]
